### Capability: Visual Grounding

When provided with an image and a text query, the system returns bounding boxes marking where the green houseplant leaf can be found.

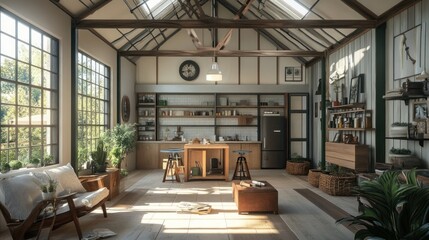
[337,169,429,240]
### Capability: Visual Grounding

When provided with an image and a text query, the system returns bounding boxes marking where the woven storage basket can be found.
[286,161,310,175]
[318,173,357,196]
[308,169,322,187]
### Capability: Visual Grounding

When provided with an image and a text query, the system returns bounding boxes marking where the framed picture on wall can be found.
[349,76,360,104]
[284,66,303,82]
[411,101,428,121]
[393,25,422,80]
[294,67,302,81]
[285,67,294,81]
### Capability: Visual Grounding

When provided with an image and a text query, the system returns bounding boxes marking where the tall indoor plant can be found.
[104,123,137,170]
[338,170,429,240]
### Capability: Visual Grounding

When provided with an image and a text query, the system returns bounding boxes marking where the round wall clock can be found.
[179,60,199,81]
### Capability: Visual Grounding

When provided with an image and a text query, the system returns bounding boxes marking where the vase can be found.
[42,192,56,200]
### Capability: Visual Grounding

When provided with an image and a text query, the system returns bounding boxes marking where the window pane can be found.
[17,85,29,106]
[31,87,42,107]
[17,22,29,42]
[17,61,30,83]
[1,33,16,58]
[42,52,51,70]
[31,29,42,49]
[0,105,16,125]
[17,41,30,62]
[31,127,42,146]
[31,66,42,86]
[17,127,29,147]
[31,107,41,125]
[17,106,29,125]
[1,12,16,36]
[31,47,41,67]
[1,81,16,104]
[0,55,16,80]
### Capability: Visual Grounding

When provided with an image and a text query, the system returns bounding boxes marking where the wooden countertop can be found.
[184,143,229,149]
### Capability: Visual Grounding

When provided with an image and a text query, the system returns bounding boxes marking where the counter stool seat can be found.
[232,150,252,180]
[160,148,184,182]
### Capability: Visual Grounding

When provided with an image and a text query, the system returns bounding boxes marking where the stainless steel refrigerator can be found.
[261,116,286,169]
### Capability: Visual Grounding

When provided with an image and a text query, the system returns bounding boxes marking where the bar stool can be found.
[160,148,184,182]
[232,150,252,180]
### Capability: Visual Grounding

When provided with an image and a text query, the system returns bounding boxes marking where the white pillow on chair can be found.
[46,163,86,193]
[0,174,42,220]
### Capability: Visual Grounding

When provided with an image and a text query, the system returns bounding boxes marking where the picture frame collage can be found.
[411,100,429,138]
[285,66,302,82]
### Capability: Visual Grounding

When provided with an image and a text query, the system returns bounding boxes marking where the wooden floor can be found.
[0,169,358,240]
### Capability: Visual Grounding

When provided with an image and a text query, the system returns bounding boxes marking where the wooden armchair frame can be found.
[0,191,108,240]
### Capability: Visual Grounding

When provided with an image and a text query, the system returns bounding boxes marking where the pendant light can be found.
[206,55,222,81]
[206,0,222,81]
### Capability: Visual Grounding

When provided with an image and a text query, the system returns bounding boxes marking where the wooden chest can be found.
[232,181,278,214]
[325,142,369,172]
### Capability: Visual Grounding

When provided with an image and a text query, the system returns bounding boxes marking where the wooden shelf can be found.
[327,128,374,131]
[157,105,215,108]
[216,105,258,108]
[327,103,366,110]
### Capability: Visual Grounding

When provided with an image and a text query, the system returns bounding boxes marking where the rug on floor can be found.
[294,188,361,233]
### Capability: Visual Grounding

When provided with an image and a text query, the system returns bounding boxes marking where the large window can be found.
[77,52,110,168]
[0,8,59,169]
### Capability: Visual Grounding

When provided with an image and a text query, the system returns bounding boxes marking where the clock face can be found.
[179,60,199,81]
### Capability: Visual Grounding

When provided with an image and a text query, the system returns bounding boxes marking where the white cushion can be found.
[30,171,65,195]
[0,174,42,220]
[73,187,109,208]
[46,163,86,193]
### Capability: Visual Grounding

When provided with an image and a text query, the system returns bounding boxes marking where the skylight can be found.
[140,0,176,19]
[272,0,309,19]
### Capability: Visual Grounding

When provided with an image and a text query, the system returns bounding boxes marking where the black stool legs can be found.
[232,154,251,180]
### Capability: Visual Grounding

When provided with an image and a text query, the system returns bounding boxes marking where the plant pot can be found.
[42,192,56,200]
[389,126,408,137]
[286,161,310,175]
[319,173,357,196]
[308,169,322,187]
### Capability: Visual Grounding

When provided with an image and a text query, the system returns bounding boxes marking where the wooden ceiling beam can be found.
[340,0,377,20]
[119,50,324,57]
[77,19,377,29]
[76,0,112,21]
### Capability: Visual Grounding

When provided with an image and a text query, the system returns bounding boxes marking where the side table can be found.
[79,168,119,200]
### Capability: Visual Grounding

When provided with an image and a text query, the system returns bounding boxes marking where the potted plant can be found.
[389,147,420,169]
[103,123,137,171]
[9,160,22,170]
[40,175,58,200]
[318,163,357,196]
[27,157,40,168]
[390,122,411,137]
[91,139,108,173]
[286,153,310,175]
[337,169,429,239]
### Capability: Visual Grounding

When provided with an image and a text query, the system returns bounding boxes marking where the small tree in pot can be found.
[103,123,137,171]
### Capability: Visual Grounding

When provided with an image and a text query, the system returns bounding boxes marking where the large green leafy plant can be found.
[338,170,429,240]
[103,123,137,170]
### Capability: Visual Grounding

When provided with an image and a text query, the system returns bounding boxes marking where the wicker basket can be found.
[318,173,357,196]
[286,161,310,175]
[308,169,322,187]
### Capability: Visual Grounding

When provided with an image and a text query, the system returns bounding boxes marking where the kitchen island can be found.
[183,143,230,181]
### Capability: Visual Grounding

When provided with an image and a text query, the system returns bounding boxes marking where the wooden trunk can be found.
[325,142,369,172]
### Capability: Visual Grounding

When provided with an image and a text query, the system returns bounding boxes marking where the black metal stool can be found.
[232,150,252,180]
[160,148,184,182]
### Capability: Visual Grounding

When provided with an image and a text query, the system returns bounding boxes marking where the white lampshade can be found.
[416,69,429,80]
[206,61,222,81]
